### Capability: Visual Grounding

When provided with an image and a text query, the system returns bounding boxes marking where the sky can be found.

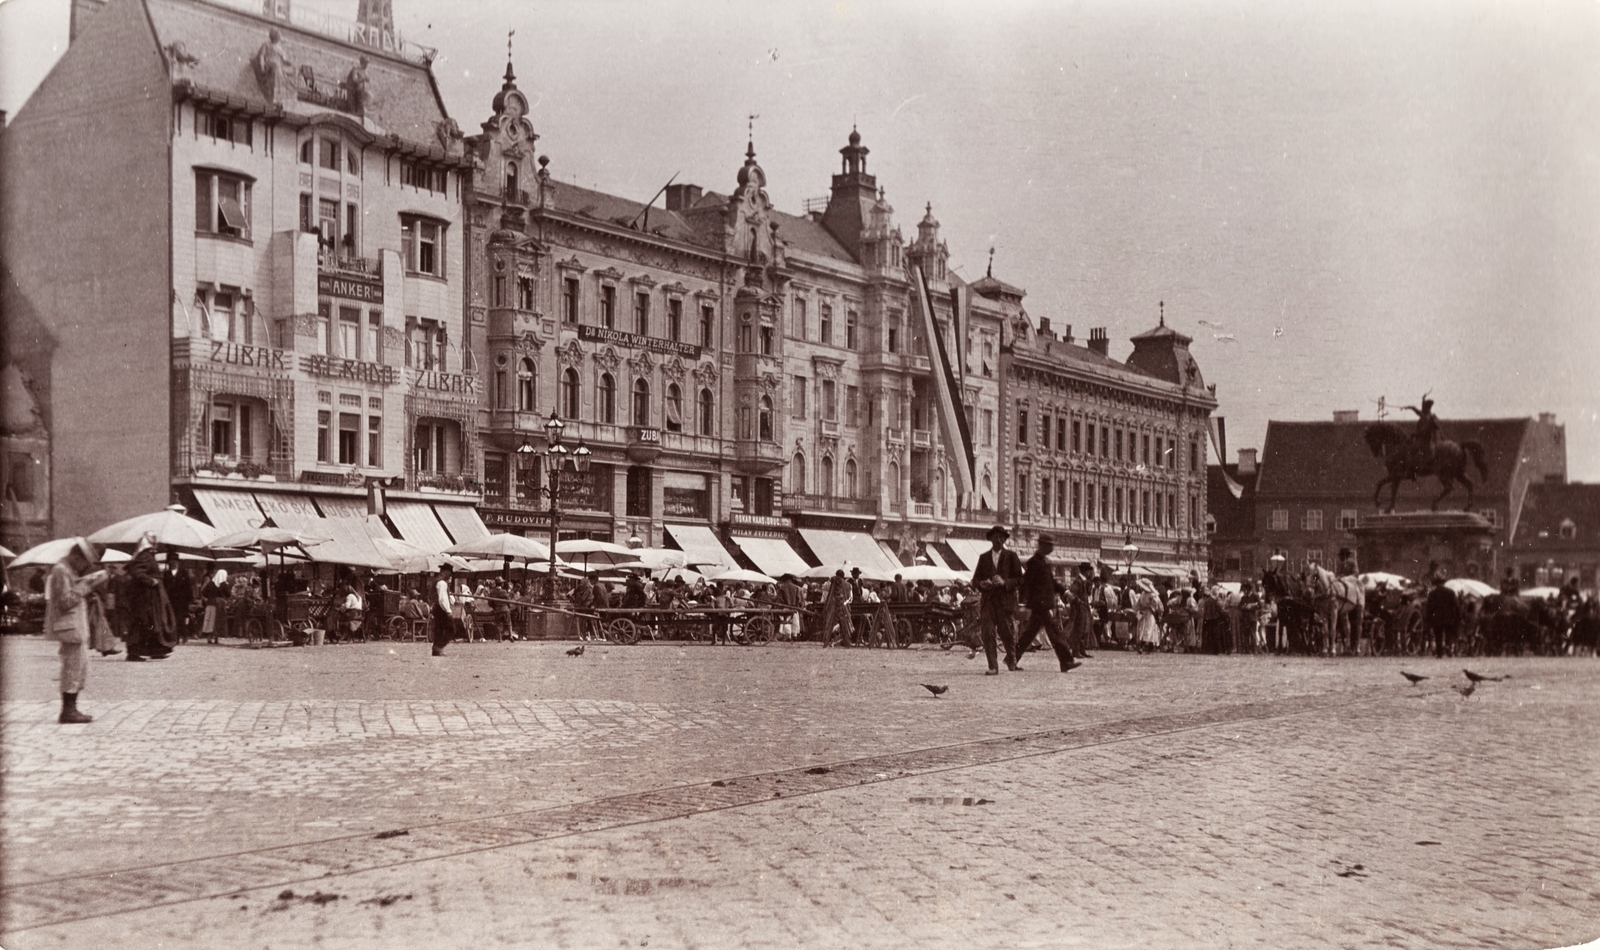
[3,0,1598,479]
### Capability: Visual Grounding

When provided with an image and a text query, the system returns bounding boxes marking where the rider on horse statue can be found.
[1401,397,1439,476]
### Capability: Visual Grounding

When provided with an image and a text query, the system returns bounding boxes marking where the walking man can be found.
[431,563,460,656]
[1014,535,1081,673]
[1424,573,1459,659]
[971,524,1022,674]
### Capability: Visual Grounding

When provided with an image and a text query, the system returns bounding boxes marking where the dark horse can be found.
[1364,422,1488,513]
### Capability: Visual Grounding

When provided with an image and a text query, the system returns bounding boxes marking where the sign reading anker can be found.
[317,273,384,304]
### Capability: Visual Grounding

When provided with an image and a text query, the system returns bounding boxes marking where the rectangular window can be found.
[846,386,860,427]
[822,379,837,422]
[1115,487,1124,523]
[1303,509,1324,531]
[319,138,339,171]
[792,376,807,418]
[1141,490,1150,525]
[1155,436,1165,469]
[316,410,330,463]
[1017,406,1028,445]
[1167,492,1175,527]
[820,304,833,345]
[518,276,535,311]
[793,298,807,339]
[600,285,615,328]
[700,305,714,347]
[887,324,899,353]
[401,217,445,277]
[339,307,361,359]
[1306,547,1324,564]
[1017,472,1029,514]
[344,203,359,256]
[1271,509,1289,531]
[494,275,506,308]
[1115,429,1123,461]
[1143,434,1151,466]
[198,108,252,146]
[299,193,313,234]
[563,278,579,324]
[367,415,382,467]
[317,302,332,356]
[1100,426,1110,457]
[366,313,381,363]
[668,298,683,341]
[983,409,994,447]
[846,310,858,349]
[1038,413,1049,447]
[209,402,234,457]
[1191,440,1199,472]
[1339,509,1359,530]
[1072,420,1082,454]
[194,170,252,240]
[1085,482,1097,521]
[1056,417,1067,452]
[634,291,650,335]
[1056,479,1067,518]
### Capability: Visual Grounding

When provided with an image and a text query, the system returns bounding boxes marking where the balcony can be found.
[820,420,840,438]
[733,352,781,379]
[787,494,879,516]
[886,427,905,444]
[626,425,663,464]
[317,248,381,278]
[733,439,785,475]
[912,429,932,449]
[912,502,934,518]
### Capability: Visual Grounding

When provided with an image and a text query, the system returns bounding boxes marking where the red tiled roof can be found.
[1510,481,1600,550]
[1256,418,1532,499]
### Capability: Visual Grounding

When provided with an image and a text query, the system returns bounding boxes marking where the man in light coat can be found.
[44,539,108,723]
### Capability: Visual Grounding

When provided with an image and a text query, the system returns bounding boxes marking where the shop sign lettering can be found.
[413,370,481,396]
[209,341,289,371]
[300,354,400,386]
[578,325,701,359]
[317,274,383,303]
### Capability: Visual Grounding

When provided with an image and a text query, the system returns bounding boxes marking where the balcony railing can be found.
[733,439,784,475]
[912,502,934,518]
[886,427,905,444]
[787,494,878,516]
[317,248,380,277]
[820,420,840,437]
[912,429,932,449]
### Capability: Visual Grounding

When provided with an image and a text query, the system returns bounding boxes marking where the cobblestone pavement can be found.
[2,636,1596,949]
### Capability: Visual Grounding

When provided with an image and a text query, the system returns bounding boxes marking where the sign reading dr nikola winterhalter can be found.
[578,325,701,358]
[317,273,383,304]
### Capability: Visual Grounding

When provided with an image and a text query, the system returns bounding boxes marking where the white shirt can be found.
[435,578,454,613]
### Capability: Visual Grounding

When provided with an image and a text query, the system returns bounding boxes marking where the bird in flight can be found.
[1400,671,1428,685]
[1198,319,1226,330]
[922,684,949,698]
[1212,333,1237,343]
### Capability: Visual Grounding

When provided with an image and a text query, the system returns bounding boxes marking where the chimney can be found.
[1062,324,1073,343]
[1038,317,1051,339]
[663,184,702,212]
[1237,448,1257,476]
[1333,410,1359,423]
[1087,327,1109,356]
[1539,412,1557,426]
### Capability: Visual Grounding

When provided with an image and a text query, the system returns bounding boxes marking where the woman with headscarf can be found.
[1134,578,1164,653]
[200,568,229,644]
[124,531,174,660]
[44,539,109,723]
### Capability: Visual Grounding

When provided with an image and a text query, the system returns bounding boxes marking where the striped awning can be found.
[797,529,902,574]
[433,504,490,544]
[663,524,734,570]
[730,535,810,578]
[386,500,453,552]
[191,488,266,535]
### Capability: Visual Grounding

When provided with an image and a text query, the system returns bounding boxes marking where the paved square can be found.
[2,637,1596,949]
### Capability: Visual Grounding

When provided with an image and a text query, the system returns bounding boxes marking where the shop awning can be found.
[433,504,490,544]
[730,535,810,578]
[313,495,399,542]
[923,547,950,569]
[191,488,266,535]
[797,528,902,574]
[386,500,453,552]
[251,494,391,570]
[879,540,911,568]
[943,538,993,574]
[663,523,734,570]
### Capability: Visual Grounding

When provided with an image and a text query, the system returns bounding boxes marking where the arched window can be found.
[981,473,993,511]
[821,454,834,497]
[598,373,616,424]
[665,383,683,432]
[505,161,519,198]
[791,452,806,494]
[517,357,536,411]
[758,395,774,441]
[632,378,650,426]
[561,368,580,419]
[889,461,902,505]
[845,459,857,498]
[698,388,714,436]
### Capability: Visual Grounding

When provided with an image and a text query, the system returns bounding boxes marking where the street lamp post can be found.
[534,411,590,604]
[1121,534,1139,584]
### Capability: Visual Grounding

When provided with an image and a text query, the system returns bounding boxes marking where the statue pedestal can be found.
[1350,512,1494,583]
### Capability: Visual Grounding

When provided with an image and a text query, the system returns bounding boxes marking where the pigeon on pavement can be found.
[1462,669,1503,683]
[1401,672,1428,685]
[566,644,585,657]
[922,684,949,698]
[1453,683,1476,698]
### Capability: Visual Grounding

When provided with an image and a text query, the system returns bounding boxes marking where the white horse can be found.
[1304,563,1364,655]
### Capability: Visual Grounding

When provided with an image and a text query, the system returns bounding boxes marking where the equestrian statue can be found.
[1363,396,1487,513]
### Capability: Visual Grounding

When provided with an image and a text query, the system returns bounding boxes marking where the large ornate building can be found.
[1,0,487,554]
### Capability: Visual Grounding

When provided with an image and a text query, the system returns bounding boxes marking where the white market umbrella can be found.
[0,544,13,559]
[895,564,968,585]
[212,526,330,552]
[1519,586,1562,600]
[657,567,706,585]
[8,538,88,569]
[1360,571,1415,590]
[373,537,469,574]
[443,533,556,563]
[88,504,222,552]
[1444,578,1495,599]
[555,538,640,571]
[630,548,688,570]
[706,568,777,586]
[799,562,895,582]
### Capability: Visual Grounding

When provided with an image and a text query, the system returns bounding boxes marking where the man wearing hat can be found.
[819,569,853,648]
[1424,572,1459,659]
[431,563,460,656]
[43,539,109,723]
[970,525,1023,673]
[1015,535,1081,673]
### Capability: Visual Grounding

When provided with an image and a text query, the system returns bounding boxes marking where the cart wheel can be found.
[894,618,915,649]
[606,618,639,645]
[386,615,409,640]
[242,618,265,642]
[937,620,957,649]
[743,616,774,645]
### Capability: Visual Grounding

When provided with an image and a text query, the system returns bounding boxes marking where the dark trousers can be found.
[431,609,458,653]
[1430,621,1454,658]
[979,606,1016,670]
[1015,607,1075,670]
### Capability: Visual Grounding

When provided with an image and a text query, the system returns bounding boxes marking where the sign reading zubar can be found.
[317,274,383,304]
[578,325,700,358]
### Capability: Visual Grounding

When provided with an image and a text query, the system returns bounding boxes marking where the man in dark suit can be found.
[162,553,195,646]
[970,524,1022,674]
[1014,535,1082,673]
[1424,573,1459,658]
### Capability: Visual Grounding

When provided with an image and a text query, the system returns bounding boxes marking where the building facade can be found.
[998,314,1217,578]
[1,0,485,548]
[1505,481,1600,591]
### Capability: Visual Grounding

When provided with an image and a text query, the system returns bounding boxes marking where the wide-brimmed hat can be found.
[71,538,99,566]
[1035,533,1054,547]
[985,524,1010,542]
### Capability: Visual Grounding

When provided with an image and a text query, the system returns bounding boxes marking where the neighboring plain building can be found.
[1506,481,1600,591]
[1,0,489,556]
[1211,411,1567,581]
[997,311,1218,578]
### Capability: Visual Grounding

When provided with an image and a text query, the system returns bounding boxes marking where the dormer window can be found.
[505,161,519,199]
[1559,518,1577,540]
